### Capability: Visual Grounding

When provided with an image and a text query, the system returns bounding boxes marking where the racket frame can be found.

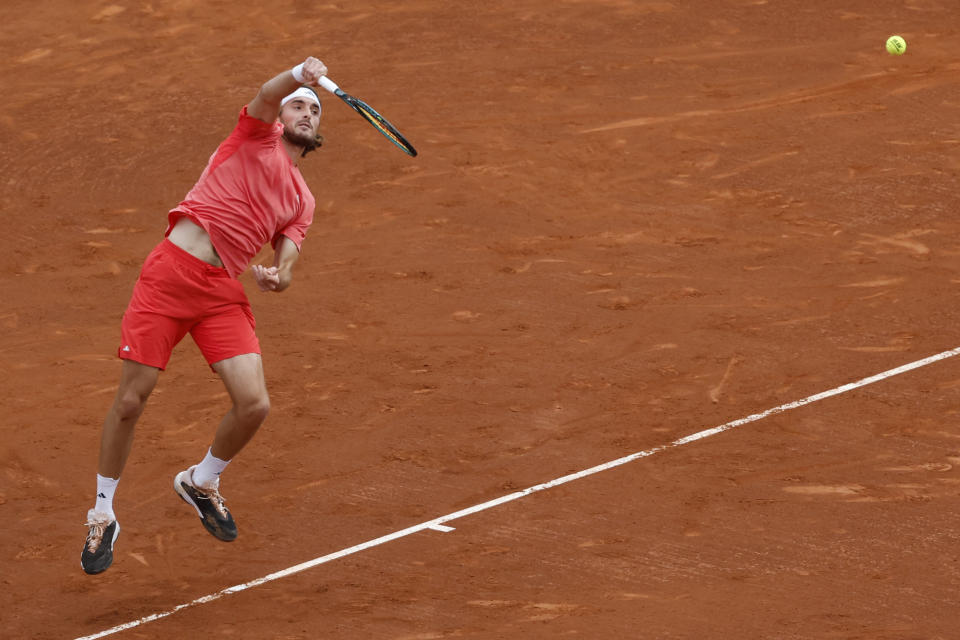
[317,76,417,157]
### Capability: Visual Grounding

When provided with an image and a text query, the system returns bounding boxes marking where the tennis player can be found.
[81,57,328,574]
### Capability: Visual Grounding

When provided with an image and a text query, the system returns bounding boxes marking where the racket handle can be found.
[317,76,340,94]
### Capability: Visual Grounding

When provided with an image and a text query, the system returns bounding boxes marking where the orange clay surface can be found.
[3,1,960,638]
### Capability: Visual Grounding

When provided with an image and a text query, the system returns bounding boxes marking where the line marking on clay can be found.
[75,346,960,640]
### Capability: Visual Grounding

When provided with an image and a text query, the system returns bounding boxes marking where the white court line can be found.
[75,345,960,640]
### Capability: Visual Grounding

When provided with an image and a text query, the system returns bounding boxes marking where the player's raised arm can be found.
[248,57,328,124]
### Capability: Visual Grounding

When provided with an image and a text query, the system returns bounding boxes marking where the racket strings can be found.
[343,95,417,156]
[356,106,398,138]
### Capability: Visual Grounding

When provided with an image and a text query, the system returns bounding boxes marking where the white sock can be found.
[94,474,119,520]
[192,448,230,488]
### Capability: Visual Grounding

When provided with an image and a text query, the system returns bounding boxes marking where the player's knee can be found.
[113,388,149,422]
[238,394,270,425]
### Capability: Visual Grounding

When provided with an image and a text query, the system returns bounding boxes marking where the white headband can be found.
[281,87,321,114]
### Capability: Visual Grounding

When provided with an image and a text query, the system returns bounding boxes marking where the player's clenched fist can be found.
[252,264,281,291]
[292,57,328,85]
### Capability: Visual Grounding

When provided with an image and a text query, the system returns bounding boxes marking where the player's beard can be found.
[283,123,321,155]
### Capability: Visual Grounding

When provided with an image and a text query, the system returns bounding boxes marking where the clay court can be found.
[3,0,960,638]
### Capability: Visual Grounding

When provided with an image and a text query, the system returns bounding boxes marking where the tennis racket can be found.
[317,76,417,157]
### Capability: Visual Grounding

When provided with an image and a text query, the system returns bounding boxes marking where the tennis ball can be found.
[886,35,906,56]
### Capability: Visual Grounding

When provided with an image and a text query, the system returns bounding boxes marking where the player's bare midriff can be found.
[167,217,224,268]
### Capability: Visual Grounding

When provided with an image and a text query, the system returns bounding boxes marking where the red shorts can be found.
[119,240,260,370]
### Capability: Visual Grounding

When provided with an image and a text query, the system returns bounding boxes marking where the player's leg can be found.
[173,353,267,542]
[189,298,266,466]
[174,295,264,541]
[210,352,271,459]
[82,359,161,574]
[98,359,162,478]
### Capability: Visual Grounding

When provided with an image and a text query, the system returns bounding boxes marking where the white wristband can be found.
[291,63,306,83]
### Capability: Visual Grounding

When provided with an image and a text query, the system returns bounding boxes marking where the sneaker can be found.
[174,466,238,541]
[81,509,120,575]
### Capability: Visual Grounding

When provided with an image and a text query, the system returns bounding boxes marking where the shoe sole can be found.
[174,470,205,518]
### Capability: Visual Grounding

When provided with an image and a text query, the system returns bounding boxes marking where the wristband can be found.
[291,63,306,83]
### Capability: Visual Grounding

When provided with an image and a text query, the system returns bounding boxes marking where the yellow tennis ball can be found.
[886,35,906,55]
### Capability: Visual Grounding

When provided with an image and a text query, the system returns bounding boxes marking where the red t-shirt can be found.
[167,106,316,278]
